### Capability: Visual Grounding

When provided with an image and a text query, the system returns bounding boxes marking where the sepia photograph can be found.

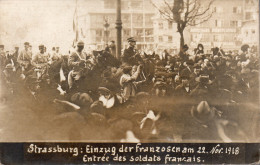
[0,0,259,145]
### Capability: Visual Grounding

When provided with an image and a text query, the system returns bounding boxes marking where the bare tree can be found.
[152,0,214,50]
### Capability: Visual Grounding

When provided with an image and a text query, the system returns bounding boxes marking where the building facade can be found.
[78,0,156,50]
[239,0,259,46]
[77,0,259,52]
[186,0,246,52]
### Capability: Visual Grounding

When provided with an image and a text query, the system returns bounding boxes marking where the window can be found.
[246,12,253,20]
[215,20,223,27]
[233,7,237,13]
[121,1,128,10]
[213,35,222,42]
[168,36,172,42]
[122,15,130,23]
[201,34,210,42]
[168,21,173,29]
[252,29,256,34]
[159,36,163,42]
[213,6,223,13]
[238,20,242,27]
[246,0,254,5]
[233,7,242,13]
[136,29,143,36]
[104,0,116,9]
[131,1,142,9]
[124,29,130,36]
[192,34,203,42]
[145,29,153,36]
[96,30,102,37]
[159,23,163,29]
[230,21,238,27]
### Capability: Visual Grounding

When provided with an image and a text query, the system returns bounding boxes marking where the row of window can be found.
[90,14,153,27]
[104,0,152,10]
[158,36,173,42]
[213,6,242,14]
[244,29,256,37]
[156,20,242,29]
[158,21,173,30]
[95,29,153,37]
[192,34,242,42]
[191,19,242,28]
[214,20,242,28]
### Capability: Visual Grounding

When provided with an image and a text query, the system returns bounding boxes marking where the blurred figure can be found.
[108,40,116,57]
[17,42,32,70]
[194,43,204,56]
[122,37,137,66]
[0,45,6,71]
[31,45,49,67]
[120,65,141,101]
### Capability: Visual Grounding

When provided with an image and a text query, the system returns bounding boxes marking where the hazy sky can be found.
[0,0,77,53]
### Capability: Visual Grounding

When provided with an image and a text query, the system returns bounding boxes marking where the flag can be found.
[73,0,79,47]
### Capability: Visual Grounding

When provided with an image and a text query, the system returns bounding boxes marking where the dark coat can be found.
[122,46,136,65]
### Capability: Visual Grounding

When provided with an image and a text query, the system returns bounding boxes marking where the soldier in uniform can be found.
[13,46,19,60]
[49,46,61,64]
[17,42,32,70]
[31,45,49,67]
[122,37,138,66]
[68,41,87,68]
[68,41,88,89]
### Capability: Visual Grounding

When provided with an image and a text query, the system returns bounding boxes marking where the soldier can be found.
[67,41,88,89]
[17,42,32,69]
[68,41,87,68]
[31,45,49,67]
[122,37,138,66]
[49,46,61,64]
[13,46,19,60]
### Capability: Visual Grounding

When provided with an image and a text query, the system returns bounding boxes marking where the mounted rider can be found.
[68,41,88,89]
[31,44,49,67]
[122,37,139,66]
[31,44,50,81]
[17,42,32,70]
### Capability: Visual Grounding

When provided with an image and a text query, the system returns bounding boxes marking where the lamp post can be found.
[104,19,110,45]
[116,0,122,59]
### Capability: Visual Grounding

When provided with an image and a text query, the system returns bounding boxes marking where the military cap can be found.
[24,42,30,46]
[39,44,44,48]
[0,45,4,48]
[127,37,136,42]
[77,41,84,46]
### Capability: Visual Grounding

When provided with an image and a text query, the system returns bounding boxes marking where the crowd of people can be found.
[0,37,259,142]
